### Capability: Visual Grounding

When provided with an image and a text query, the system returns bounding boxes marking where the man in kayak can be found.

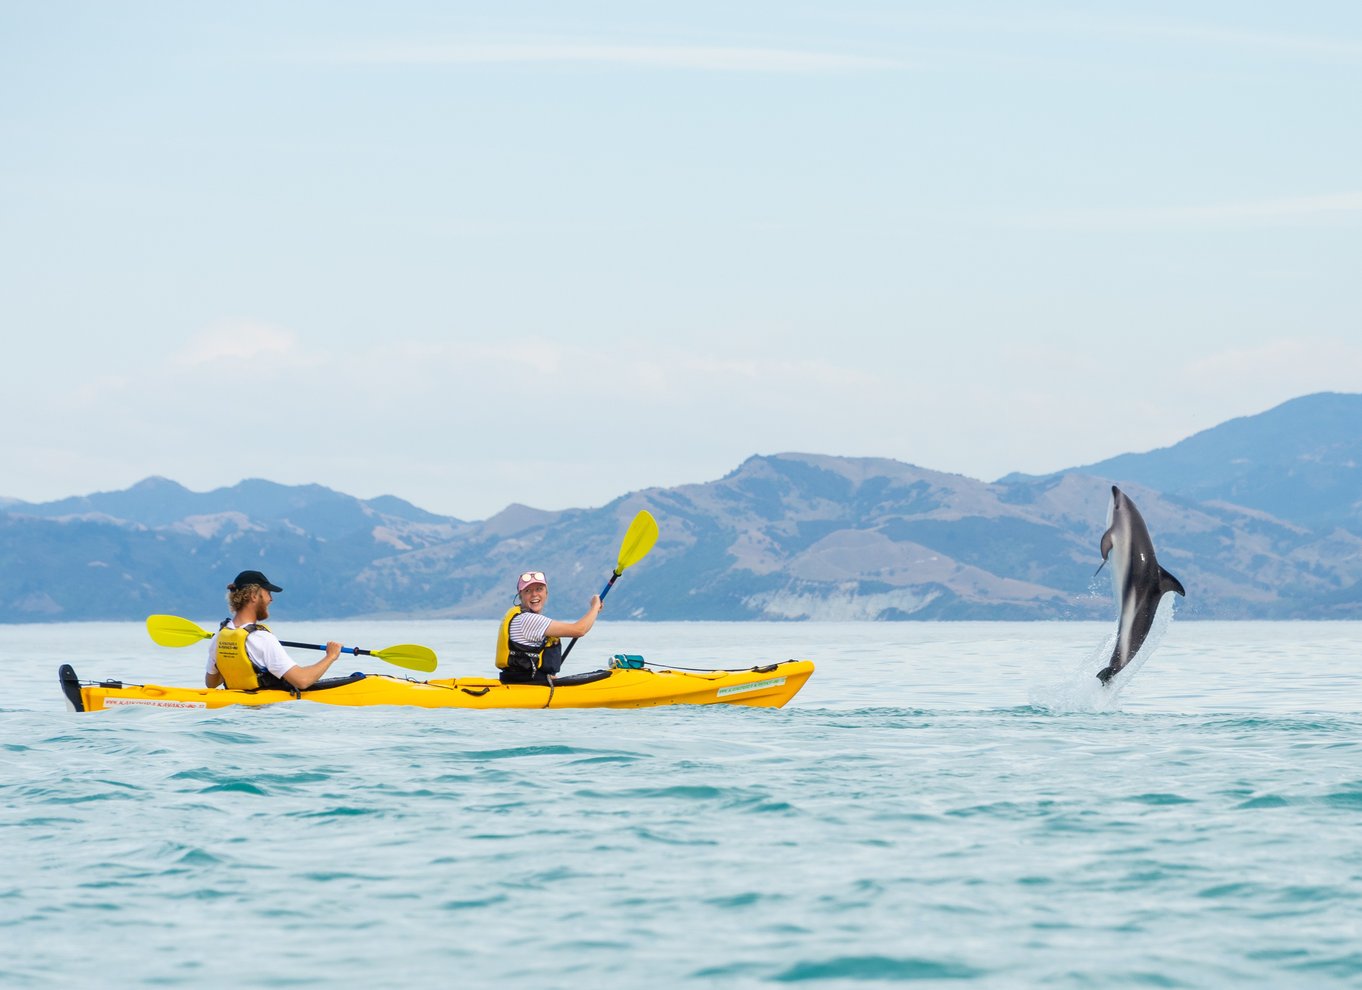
[205,569,345,691]
[495,570,602,684]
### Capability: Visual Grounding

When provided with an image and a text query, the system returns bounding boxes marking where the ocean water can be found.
[2,619,1360,988]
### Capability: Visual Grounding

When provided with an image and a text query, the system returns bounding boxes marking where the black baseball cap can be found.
[232,570,283,592]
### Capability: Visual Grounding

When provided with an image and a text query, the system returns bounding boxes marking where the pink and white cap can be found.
[517,571,548,592]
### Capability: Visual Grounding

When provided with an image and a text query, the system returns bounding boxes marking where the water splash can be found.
[1028,597,1177,713]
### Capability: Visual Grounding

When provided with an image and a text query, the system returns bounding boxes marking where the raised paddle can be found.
[145,614,438,673]
[560,509,659,662]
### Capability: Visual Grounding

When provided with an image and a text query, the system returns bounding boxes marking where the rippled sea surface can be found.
[2,620,1360,988]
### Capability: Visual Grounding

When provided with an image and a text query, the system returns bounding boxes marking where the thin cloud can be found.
[1068,18,1362,60]
[1178,338,1362,392]
[676,354,882,389]
[172,322,298,368]
[1011,192,1362,231]
[302,40,902,73]
[64,373,132,411]
[887,11,1362,61]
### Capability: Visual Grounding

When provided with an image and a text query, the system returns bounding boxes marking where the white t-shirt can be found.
[206,621,298,679]
[508,611,553,647]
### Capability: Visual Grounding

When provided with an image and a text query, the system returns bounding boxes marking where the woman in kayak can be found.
[206,569,345,691]
[495,570,602,684]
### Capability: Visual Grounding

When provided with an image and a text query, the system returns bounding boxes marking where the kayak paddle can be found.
[560,509,659,662]
[145,614,439,673]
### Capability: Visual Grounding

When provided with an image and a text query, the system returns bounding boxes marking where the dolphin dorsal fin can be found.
[1159,567,1186,597]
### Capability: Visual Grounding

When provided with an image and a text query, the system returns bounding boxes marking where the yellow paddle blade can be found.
[616,510,659,574]
[371,644,438,674]
[146,614,213,648]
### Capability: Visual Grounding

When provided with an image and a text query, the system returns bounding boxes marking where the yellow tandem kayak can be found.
[58,660,815,713]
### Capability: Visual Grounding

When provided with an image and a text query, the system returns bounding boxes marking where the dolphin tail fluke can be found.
[1096,665,1115,685]
[1159,567,1186,598]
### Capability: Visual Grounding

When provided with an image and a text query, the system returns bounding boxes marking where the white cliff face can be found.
[170,512,262,539]
[745,585,943,621]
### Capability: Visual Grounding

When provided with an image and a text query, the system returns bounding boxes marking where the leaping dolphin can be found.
[1094,485,1186,684]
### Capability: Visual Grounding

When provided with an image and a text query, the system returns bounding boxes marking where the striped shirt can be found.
[508,611,553,647]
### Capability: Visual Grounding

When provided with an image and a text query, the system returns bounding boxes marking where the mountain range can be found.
[4,392,1361,623]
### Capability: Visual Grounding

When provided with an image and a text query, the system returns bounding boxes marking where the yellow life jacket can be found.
[495,606,562,677]
[214,621,271,690]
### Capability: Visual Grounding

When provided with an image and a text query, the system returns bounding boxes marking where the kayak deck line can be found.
[58,660,815,713]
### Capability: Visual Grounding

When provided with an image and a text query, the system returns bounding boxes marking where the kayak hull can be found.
[60,661,814,712]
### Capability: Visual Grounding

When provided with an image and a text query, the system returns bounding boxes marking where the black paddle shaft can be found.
[279,639,368,657]
[560,571,621,662]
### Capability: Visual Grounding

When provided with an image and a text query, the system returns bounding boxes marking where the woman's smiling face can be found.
[518,583,548,613]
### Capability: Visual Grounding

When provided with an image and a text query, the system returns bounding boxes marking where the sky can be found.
[3,2,1360,520]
